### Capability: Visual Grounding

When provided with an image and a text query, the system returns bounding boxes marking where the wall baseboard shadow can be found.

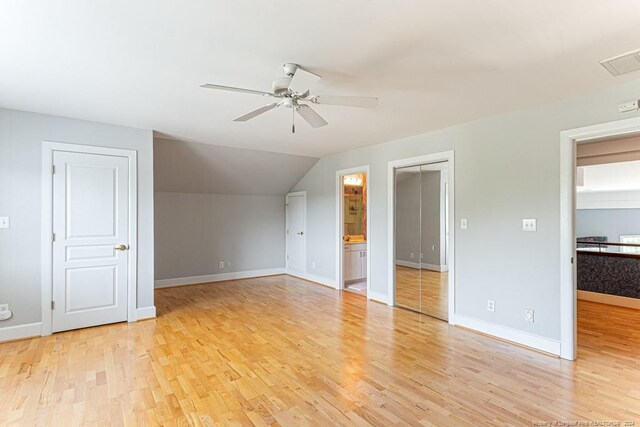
[452,314,561,356]
[285,269,337,289]
[395,260,448,272]
[154,268,287,288]
[0,322,42,343]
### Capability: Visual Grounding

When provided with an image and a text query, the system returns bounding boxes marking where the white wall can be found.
[0,108,154,330]
[292,77,640,342]
[154,192,285,282]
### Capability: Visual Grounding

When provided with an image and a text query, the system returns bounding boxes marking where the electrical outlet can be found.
[219,261,224,269]
[0,304,8,312]
[410,252,414,259]
[487,300,495,312]
[525,309,535,323]
[226,261,231,268]
[311,261,316,270]
[522,219,537,232]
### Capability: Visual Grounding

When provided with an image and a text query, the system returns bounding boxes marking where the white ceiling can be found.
[2,1,640,157]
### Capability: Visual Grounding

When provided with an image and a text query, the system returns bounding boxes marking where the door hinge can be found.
[52,232,56,242]
[286,254,289,260]
[51,301,55,310]
[571,257,574,264]
[52,165,56,174]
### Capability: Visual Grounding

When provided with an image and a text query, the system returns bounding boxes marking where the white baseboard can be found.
[395,260,420,269]
[154,268,286,288]
[368,290,390,305]
[395,260,447,272]
[578,290,640,310]
[136,306,157,320]
[286,270,337,289]
[0,322,42,343]
[452,314,561,356]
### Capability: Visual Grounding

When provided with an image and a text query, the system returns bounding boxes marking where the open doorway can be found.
[560,117,640,360]
[574,135,640,350]
[336,167,370,296]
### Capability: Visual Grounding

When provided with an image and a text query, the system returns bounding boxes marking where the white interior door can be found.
[286,194,306,272]
[52,150,130,332]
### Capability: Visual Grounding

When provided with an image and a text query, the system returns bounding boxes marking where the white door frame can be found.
[559,116,640,360]
[41,141,138,336]
[387,151,455,324]
[285,191,307,273]
[335,166,371,294]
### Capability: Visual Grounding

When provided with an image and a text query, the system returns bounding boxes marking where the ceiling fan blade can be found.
[233,103,279,122]
[296,104,328,128]
[201,83,273,97]
[313,95,378,108]
[289,67,322,93]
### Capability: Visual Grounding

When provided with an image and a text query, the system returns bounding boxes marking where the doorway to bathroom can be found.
[336,166,370,297]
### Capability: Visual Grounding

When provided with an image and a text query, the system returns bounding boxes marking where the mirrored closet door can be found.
[394,161,449,320]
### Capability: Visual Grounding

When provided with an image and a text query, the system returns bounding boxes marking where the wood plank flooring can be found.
[395,266,448,320]
[1,274,639,425]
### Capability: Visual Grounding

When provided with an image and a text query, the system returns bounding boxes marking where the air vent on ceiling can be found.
[601,49,640,76]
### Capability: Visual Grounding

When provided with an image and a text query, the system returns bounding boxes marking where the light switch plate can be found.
[522,219,537,232]
[461,218,468,230]
[0,217,8,229]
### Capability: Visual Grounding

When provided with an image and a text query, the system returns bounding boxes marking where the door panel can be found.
[286,194,305,272]
[52,151,129,332]
[420,163,449,321]
[394,165,422,312]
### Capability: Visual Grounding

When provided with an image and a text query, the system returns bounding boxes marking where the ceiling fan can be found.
[201,63,378,133]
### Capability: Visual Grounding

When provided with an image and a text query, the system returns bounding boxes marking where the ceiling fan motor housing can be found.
[283,63,299,76]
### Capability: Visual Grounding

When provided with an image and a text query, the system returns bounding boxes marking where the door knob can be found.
[114,244,129,251]
[297,231,304,235]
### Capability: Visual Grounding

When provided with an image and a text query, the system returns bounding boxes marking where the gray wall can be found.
[395,170,444,267]
[154,192,285,281]
[292,77,640,341]
[0,108,154,329]
[577,209,640,243]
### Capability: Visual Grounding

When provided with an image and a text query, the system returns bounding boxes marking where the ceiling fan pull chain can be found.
[292,107,296,134]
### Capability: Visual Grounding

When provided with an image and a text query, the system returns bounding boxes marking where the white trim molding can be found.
[286,270,337,289]
[387,151,456,324]
[155,268,286,288]
[0,322,42,343]
[560,116,640,361]
[368,290,389,304]
[41,141,138,335]
[136,306,157,320]
[453,314,561,356]
[578,290,640,310]
[335,165,371,297]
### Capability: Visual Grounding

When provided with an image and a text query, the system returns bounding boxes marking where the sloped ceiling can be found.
[2,1,640,157]
[154,138,318,196]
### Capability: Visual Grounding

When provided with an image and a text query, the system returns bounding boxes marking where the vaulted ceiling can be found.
[2,1,640,157]
[154,138,318,195]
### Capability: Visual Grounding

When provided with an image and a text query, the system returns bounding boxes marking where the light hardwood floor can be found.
[395,266,448,320]
[1,275,639,425]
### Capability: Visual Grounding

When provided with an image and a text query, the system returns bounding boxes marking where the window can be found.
[620,235,640,254]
